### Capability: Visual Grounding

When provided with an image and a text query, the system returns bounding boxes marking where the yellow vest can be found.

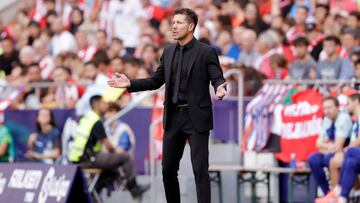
[69,111,102,162]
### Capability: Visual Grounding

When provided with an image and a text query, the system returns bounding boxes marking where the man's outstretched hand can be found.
[216,82,228,100]
[107,72,131,88]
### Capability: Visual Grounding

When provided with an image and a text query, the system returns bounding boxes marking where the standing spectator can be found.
[25,108,61,164]
[317,36,355,79]
[237,29,258,67]
[50,16,77,56]
[289,37,317,80]
[0,37,19,76]
[0,123,15,162]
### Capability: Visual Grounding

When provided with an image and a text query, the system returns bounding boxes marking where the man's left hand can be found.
[216,82,228,100]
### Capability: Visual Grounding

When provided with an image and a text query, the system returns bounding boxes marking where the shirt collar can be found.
[177,37,196,50]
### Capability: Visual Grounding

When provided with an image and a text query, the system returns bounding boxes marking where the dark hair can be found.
[293,36,310,46]
[341,27,359,39]
[93,50,110,66]
[349,11,360,20]
[29,20,40,28]
[111,37,123,45]
[90,95,103,109]
[323,96,340,107]
[174,8,198,29]
[107,102,121,112]
[316,4,330,16]
[36,108,56,133]
[349,93,360,103]
[323,35,341,46]
[298,5,309,13]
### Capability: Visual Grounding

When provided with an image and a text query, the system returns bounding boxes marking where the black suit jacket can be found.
[128,38,226,132]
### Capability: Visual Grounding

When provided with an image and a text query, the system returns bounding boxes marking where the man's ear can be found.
[189,23,195,32]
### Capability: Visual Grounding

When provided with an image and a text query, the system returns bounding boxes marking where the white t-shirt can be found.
[109,0,143,48]
[51,31,77,56]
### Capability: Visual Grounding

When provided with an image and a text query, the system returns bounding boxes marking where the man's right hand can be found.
[107,72,131,88]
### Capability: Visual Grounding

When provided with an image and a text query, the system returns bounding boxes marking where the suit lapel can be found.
[186,42,199,79]
[165,45,176,83]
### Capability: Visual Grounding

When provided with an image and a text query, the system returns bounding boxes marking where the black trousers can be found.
[162,106,210,203]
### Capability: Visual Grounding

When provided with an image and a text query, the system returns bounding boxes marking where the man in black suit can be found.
[108,8,227,203]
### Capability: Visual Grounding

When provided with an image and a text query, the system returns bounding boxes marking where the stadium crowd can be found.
[0,0,360,202]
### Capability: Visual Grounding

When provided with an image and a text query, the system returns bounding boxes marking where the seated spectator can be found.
[289,37,317,80]
[317,36,355,79]
[0,122,15,162]
[25,108,61,164]
[50,16,77,56]
[268,54,288,80]
[237,29,258,67]
[69,95,149,198]
[43,66,81,108]
[104,102,134,154]
[316,93,360,202]
[0,37,19,77]
[309,96,352,198]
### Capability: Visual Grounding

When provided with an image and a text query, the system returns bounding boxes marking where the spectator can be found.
[50,16,77,56]
[0,37,19,76]
[237,29,258,67]
[25,108,61,164]
[340,27,360,58]
[268,54,288,80]
[346,11,360,29]
[69,95,149,198]
[309,96,352,197]
[69,7,84,35]
[95,30,108,50]
[33,38,55,80]
[75,30,97,63]
[19,46,35,67]
[107,37,125,60]
[104,102,135,154]
[27,21,41,46]
[110,57,125,75]
[82,61,99,82]
[314,4,330,32]
[289,37,317,80]
[317,36,355,79]
[0,122,15,162]
[140,44,158,70]
[316,93,360,202]
[123,57,141,80]
[242,2,269,35]
[254,30,279,77]
[286,5,308,43]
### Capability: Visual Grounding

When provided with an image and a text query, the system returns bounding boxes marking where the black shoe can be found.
[129,184,150,198]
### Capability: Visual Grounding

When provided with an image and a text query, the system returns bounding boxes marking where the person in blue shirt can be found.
[317,94,360,203]
[309,96,352,198]
[104,102,135,155]
[25,108,61,164]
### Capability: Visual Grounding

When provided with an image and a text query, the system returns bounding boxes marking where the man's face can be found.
[341,34,357,52]
[1,39,14,55]
[347,98,357,115]
[323,100,339,120]
[97,99,108,114]
[295,44,307,58]
[323,40,337,56]
[295,7,308,25]
[172,14,192,41]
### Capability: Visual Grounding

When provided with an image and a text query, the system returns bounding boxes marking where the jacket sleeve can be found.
[127,52,165,92]
[206,48,226,92]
